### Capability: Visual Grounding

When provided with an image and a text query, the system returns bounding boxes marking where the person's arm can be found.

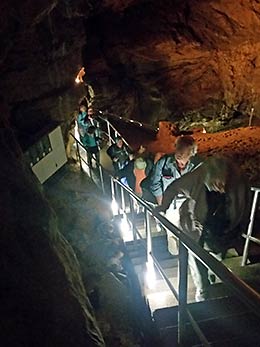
[150,157,166,204]
[158,167,201,212]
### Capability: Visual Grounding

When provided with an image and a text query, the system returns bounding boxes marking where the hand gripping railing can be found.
[110,176,260,347]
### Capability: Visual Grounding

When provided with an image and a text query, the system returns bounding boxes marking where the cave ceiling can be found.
[1,0,260,135]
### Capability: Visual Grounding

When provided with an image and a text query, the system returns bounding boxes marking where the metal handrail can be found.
[111,177,260,346]
[70,117,260,346]
[98,111,158,133]
[97,114,133,150]
[242,187,260,266]
[113,178,260,310]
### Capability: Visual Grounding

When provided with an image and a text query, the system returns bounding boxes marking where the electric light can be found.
[75,67,85,84]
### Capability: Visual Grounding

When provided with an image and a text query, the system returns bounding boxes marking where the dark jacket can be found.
[106,143,129,171]
[118,158,153,191]
[158,157,250,253]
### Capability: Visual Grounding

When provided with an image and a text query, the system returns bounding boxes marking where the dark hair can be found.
[87,126,96,135]
[115,136,122,142]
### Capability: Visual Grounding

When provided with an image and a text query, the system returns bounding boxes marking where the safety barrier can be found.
[70,116,260,346]
[242,187,260,266]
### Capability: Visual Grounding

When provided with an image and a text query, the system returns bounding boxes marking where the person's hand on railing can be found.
[154,204,166,214]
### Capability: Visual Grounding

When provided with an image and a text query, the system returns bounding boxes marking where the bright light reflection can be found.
[111,199,118,215]
[145,255,156,289]
[120,216,133,242]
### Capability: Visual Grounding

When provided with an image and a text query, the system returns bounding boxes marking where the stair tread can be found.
[160,310,260,347]
[153,296,251,328]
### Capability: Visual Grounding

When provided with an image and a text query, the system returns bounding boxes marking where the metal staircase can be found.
[70,114,260,347]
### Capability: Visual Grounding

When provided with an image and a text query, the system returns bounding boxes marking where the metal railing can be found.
[97,114,132,149]
[110,177,260,346]
[242,187,260,266]
[70,116,260,346]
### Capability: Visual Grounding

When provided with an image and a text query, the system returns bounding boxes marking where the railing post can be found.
[242,189,259,266]
[121,185,126,214]
[110,177,119,216]
[178,241,188,346]
[129,197,137,240]
[76,140,83,171]
[145,208,152,261]
[98,163,105,194]
[107,119,112,146]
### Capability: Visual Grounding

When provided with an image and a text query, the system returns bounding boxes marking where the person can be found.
[106,137,130,173]
[76,105,89,141]
[117,153,154,196]
[150,135,199,253]
[82,125,101,168]
[156,156,250,301]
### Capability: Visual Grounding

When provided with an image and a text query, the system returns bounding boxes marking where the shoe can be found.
[195,289,208,302]
[209,274,216,284]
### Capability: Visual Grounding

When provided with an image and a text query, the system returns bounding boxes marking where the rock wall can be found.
[1,1,260,141]
[84,0,260,125]
[0,106,104,346]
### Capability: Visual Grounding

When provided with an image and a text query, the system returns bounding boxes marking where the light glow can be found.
[111,199,119,215]
[75,67,85,84]
[145,255,156,289]
[120,216,133,242]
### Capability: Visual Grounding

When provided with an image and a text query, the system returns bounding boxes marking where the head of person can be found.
[87,125,96,135]
[174,135,197,170]
[79,105,87,115]
[134,157,147,170]
[204,157,227,193]
[115,137,123,148]
[88,108,94,116]
[137,145,147,155]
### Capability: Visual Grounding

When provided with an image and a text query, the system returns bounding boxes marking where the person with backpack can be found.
[156,156,250,301]
[117,153,154,196]
[76,105,88,142]
[150,135,200,254]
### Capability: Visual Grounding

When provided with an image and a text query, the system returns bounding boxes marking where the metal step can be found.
[153,296,260,347]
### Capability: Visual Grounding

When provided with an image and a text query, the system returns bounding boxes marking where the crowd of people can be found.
[105,133,250,302]
[72,92,251,303]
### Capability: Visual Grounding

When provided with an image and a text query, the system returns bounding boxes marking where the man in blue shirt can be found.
[150,135,199,254]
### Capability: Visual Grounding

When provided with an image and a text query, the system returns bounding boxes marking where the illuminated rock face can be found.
[84,0,260,125]
[1,1,260,133]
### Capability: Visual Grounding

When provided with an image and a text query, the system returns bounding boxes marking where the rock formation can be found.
[1,1,260,136]
[0,106,104,346]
